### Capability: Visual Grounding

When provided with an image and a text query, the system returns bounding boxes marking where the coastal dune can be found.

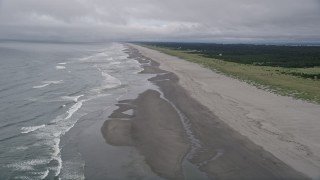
[130,44,320,179]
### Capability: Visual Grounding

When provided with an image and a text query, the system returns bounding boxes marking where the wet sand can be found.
[102,90,189,179]
[100,47,308,179]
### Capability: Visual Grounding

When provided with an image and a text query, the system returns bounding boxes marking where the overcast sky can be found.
[0,0,319,43]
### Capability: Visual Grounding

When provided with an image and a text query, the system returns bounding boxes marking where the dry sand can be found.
[130,44,320,179]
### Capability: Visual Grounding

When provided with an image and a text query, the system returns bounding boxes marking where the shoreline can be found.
[100,45,308,179]
[130,44,320,179]
[145,45,320,104]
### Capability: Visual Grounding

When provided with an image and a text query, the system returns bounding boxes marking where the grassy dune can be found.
[145,45,320,103]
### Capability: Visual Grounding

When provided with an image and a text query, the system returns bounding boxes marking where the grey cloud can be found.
[0,0,319,43]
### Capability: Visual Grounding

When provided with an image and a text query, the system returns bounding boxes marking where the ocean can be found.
[0,41,154,179]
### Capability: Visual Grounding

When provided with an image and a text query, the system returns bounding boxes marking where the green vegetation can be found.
[140,43,320,103]
[144,42,320,68]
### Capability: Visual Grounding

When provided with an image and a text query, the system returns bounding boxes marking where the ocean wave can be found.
[78,55,95,62]
[61,95,84,102]
[141,60,151,65]
[91,65,122,92]
[8,163,50,180]
[49,137,62,176]
[7,159,49,171]
[42,80,63,84]
[3,43,146,180]
[86,93,111,101]
[109,61,121,65]
[60,159,85,180]
[0,134,22,142]
[33,80,63,89]
[0,107,57,130]
[101,72,122,88]
[21,124,46,134]
[33,127,67,177]
[122,109,133,116]
[16,146,29,151]
[13,175,30,179]
[32,84,50,89]
[65,100,84,120]
[32,169,50,179]
[56,66,66,70]
[78,52,109,62]
[109,55,127,61]
[36,102,86,177]
[1,43,139,180]
[52,155,62,176]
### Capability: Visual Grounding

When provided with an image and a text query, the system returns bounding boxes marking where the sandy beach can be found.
[96,45,317,179]
[2,1,319,179]
[123,44,320,179]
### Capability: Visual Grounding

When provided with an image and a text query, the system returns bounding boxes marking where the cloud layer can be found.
[0,0,319,43]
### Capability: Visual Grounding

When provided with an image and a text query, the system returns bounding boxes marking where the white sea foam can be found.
[95,52,107,57]
[52,155,62,176]
[117,55,128,60]
[21,124,46,134]
[7,163,34,171]
[13,176,30,179]
[91,65,122,93]
[16,146,28,151]
[35,128,63,177]
[12,43,140,180]
[32,84,50,89]
[122,109,133,116]
[33,80,63,89]
[34,126,66,177]
[60,159,85,180]
[7,159,49,171]
[49,115,64,123]
[101,72,122,89]
[86,93,111,101]
[142,60,151,65]
[109,61,121,65]
[56,66,66,70]
[65,100,84,120]
[61,95,84,102]
[47,137,62,176]
[78,55,94,62]
[42,80,63,84]
[51,138,61,157]
[78,51,109,63]
[32,169,49,179]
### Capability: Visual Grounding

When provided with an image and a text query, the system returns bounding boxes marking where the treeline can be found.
[141,42,320,68]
